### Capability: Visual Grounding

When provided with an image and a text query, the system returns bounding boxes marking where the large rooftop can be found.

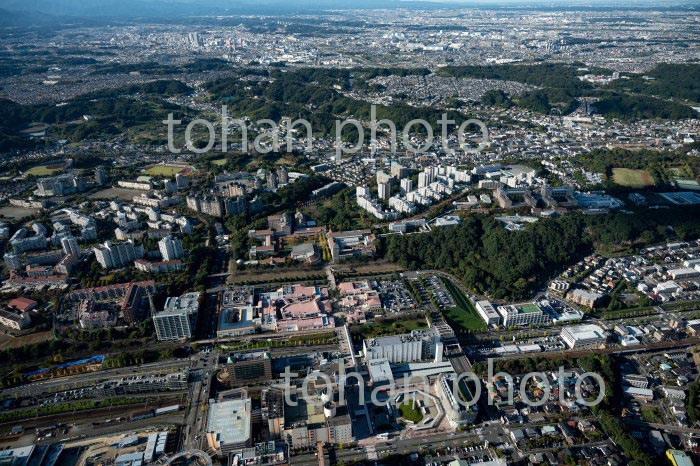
[207,397,251,448]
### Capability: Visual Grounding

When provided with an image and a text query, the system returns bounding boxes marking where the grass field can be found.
[399,402,423,423]
[441,279,487,332]
[350,318,428,340]
[612,168,655,188]
[641,406,661,423]
[211,159,227,166]
[144,165,185,177]
[26,165,63,176]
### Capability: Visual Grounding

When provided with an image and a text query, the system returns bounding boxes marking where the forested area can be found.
[204,68,463,137]
[384,206,700,299]
[439,62,696,119]
[384,213,590,299]
[303,187,373,231]
[606,63,700,103]
[91,58,235,75]
[436,63,596,92]
[227,175,332,259]
[0,80,194,148]
[577,147,700,188]
[594,93,695,120]
[687,380,700,425]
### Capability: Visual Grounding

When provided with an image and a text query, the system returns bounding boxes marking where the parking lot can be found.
[372,279,417,312]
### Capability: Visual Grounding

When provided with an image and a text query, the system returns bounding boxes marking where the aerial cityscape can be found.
[0,1,700,466]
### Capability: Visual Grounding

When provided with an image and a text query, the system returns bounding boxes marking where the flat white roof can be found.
[367,358,393,382]
[563,324,605,341]
[207,397,251,447]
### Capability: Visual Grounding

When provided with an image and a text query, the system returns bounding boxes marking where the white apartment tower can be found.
[378,182,390,200]
[159,236,184,261]
[61,236,80,256]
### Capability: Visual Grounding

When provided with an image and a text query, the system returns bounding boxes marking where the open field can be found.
[143,164,186,177]
[0,206,39,220]
[441,279,487,332]
[25,164,64,176]
[211,158,227,166]
[612,168,655,188]
[0,331,53,350]
[89,187,143,201]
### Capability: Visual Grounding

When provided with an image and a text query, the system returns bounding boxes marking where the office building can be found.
[34,174,82,197]
[560,324,607,349]
[438,373,479,427]
[327,230,377,262]
[218,350,272,386]
[476,300,500,326]
[496,304,549,327]
[153,292,200,341]
[283,390,353,448]
[0,444,66,466]
[206,390,252,456]
[217,306,256,338]
[363,328,442,363]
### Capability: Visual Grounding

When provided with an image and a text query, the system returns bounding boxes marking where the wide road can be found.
[181,369,213,452]
[486,337,700,362]
[290,426,504,466]
[1,359,192,398]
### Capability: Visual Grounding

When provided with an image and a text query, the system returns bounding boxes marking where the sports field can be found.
[144,165,186,176]
[26,164,64,176]
[611,168,655,188]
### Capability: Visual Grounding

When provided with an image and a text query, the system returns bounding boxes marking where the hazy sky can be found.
[1,0,697,22]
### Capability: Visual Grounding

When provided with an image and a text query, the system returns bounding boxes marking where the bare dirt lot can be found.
[0,206,38,220]
[89,187,145,201]
[0,330,53,350]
